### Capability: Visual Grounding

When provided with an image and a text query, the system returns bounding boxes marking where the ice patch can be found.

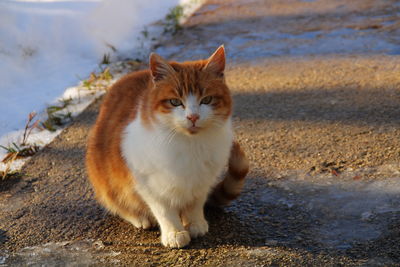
[267,175,400,248]
[232,168,400,250]
[2,240,120,266]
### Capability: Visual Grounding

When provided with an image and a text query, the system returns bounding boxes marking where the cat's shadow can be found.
[185,205,266,249]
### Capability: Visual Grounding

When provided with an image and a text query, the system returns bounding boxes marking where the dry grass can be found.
[0,112,41,163]
[0,112,41,179]
[81,67,113,91]
[41,98,73,132]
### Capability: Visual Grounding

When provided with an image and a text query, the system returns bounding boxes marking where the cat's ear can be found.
[204,45,225,77]
[149,53,175,81]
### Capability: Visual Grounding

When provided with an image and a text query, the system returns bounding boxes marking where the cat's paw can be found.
[129,216,156,230]
[189,219,209,238]
[161,230,191,248]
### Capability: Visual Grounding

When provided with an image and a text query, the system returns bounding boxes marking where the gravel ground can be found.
[1,0,400,266]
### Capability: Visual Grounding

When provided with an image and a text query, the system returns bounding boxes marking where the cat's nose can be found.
[187,114,199,124]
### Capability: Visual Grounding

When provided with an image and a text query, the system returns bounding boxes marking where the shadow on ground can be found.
[233,87,400,126]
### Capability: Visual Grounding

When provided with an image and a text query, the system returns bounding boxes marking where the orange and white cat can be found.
[86,46,249,248]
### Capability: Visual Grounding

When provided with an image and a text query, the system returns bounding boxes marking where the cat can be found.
[86,46,249,248]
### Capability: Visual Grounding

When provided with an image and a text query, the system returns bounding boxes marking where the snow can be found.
[0,0,202,171]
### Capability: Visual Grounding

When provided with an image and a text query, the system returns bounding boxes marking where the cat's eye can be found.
[200,96,212,105]
[169,98,182,107]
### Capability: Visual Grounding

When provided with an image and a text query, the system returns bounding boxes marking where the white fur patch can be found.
[121,112,233,209]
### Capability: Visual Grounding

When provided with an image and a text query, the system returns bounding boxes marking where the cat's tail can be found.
[208,141,249,206]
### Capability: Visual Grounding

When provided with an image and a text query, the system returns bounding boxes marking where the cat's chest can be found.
[121,119,233,182]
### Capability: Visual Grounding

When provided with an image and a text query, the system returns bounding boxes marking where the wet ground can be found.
[1,0,400,266]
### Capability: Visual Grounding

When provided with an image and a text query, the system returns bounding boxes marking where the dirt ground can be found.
[1,0,400,266]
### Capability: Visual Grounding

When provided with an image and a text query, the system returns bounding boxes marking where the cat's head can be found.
[146,46,232,136]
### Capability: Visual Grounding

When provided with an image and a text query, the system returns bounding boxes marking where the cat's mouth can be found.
[187,126,200,134]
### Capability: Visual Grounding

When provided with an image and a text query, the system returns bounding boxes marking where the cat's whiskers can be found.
[152,126,173,146]
[153,123,179,146]
[208,118,225,128]
[165,128,178,145]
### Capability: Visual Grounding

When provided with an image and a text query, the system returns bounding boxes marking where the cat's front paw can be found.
[161,230,191,248]
[189,219,209,238]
